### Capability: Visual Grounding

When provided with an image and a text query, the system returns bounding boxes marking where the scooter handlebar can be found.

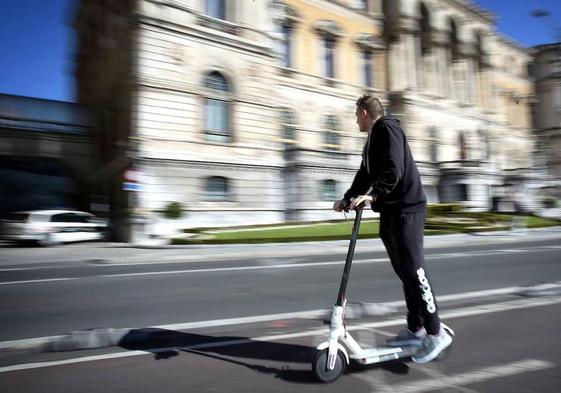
[341,199,365,212]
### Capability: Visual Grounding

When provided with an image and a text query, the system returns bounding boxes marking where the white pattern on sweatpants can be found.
[417,267,436,313]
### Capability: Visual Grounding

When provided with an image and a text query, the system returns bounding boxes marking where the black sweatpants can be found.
[379,210,441,335]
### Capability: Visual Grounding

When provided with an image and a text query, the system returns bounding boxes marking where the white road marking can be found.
[94,258,390,279]
[543,245,561,249]
[0,268,39,272]
[0,351,148,373]
[153,285,530,331]
[1,295,560,373]
[1,242,560,273]
[0,278,78,286]
[389,360,554,393]
[1,284,559,350]
[0,242,561,285]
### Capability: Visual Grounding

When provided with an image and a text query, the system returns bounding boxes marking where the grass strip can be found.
[172,213,560,245]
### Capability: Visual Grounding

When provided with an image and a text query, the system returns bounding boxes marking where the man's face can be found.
[355,108,369,133]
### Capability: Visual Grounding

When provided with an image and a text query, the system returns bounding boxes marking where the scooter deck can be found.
[348,345,417,365]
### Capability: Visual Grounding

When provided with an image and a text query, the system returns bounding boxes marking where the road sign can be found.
[123,182,142,192]
[124,169,141,182]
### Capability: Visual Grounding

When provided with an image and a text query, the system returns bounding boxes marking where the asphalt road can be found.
[1,238,560,341]
[2,300,560,393]
[1,233,560,392]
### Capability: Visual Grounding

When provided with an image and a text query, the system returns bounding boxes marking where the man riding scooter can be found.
[334,95,452,363]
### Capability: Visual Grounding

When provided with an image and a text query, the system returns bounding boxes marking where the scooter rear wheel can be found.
[312,348,346,383]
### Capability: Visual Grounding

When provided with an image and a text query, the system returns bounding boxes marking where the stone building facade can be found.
[531,43,561,181]
[74,0,536,239]
[383,0,534,209]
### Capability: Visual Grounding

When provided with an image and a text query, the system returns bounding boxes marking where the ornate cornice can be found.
[397,15,421,34]
[314,20,345,38]
[271,1,301,26]
[430,29,450,46]
[354,33,386,50]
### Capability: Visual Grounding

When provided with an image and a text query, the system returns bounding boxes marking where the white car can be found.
[1,210,108,246]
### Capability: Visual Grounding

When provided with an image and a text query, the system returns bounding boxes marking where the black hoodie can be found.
[343,116,426,213]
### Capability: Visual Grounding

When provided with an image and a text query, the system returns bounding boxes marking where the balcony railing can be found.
[196,14,239,35]
[439,160,487,169]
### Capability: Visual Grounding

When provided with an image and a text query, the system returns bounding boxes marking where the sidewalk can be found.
[128,226,561,262]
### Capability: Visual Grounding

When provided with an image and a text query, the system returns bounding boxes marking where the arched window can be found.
[205,0,226,20]
[203,71,232,142]
[280,108,297,142]
[206,176,230,201]
[323,115,340,151]
[321,179,337,200]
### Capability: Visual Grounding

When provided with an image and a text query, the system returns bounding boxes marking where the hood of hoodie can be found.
[373,116,400,131]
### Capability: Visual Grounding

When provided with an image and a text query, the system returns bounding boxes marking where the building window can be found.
[280,109,297,142]
[353,0,368,10]
[203,71,231,143]
[321,179,338,200]
[458,132,468,160]
[429,127,438,162]
[324,37,336,79]
[478,129,490,159]
[205,0,226,20]
[323,115,340,151]
[419,3,431,55]
[362,49,373,87]
[206,176,230,201]
[314,20,343,79]
[457,184,468,201]
[449,18,460,63]
[280,24,292,68]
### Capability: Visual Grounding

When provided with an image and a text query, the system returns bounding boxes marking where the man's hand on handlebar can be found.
[349,195,374,210]
[333,195,375,212]
[333,199,349,212]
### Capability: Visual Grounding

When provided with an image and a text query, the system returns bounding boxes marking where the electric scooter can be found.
[312,204,452,382]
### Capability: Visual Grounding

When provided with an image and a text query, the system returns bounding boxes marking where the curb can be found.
[104,228,561,264]
[0,328,130,352]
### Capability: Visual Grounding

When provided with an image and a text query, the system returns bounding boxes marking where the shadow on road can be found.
[118,328,409,383]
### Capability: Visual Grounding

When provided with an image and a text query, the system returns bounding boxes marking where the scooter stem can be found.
[336,206,363,306]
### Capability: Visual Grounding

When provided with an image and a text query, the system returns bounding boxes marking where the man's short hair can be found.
[356,95,384,118]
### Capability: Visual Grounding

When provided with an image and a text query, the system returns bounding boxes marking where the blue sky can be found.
[0,0,559,103]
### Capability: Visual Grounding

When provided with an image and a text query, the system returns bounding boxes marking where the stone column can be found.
[465,57,476,104]
[398,16,420,90]
[432,29,450,97]
[479,54,492,108]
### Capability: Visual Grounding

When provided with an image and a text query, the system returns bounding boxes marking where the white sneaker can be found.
[386,327,427,347]
[411,328,453,363]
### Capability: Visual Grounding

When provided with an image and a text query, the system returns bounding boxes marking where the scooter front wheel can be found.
[312,348,347,383]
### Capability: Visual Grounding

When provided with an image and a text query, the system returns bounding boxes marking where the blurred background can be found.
[1,0,560,243]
